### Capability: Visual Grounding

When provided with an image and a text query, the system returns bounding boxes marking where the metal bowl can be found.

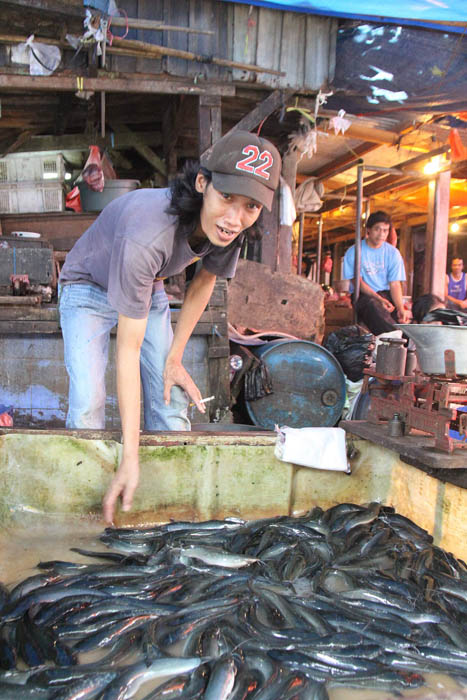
[395,324,467,376]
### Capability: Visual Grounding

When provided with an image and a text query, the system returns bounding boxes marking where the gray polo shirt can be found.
[59,188,241,318]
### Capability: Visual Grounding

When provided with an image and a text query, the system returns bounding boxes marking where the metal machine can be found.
[364,325,467,454]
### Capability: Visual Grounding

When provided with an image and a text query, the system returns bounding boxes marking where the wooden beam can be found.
[0,129,37,157]
[108,121,166,176]
[320,145,452,213]
[0,0,83,17]
[162,97,182,180]
[110,17,214,36]
[309,143,379,181]
[9,132,162,153]
[107,149,132,170]
[222,90,293,138]
[0,74,235,96]
[424,170,451,298]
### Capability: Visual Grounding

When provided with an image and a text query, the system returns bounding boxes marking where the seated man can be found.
[343,211,410,335]
[445,257,467,310]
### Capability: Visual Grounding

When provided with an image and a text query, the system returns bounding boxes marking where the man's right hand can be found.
[102,455,140,525]
[377,295,394,313]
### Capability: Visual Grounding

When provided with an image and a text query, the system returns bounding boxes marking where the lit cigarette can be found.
[189,395,215,407]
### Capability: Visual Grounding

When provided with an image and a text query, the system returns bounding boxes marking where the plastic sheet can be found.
[11,35,61,76]
[274,425,350,471]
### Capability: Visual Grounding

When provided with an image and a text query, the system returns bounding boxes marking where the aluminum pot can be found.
[395,324,467,376]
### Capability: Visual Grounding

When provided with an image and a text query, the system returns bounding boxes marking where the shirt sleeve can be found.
[202,238,242,279]
[342,245,355,280]
[107,237,162,318]
[387,247,406,283]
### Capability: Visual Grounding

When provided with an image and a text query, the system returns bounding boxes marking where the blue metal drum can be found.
[245,340,346,430]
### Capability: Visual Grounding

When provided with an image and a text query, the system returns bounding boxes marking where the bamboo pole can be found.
[0,33,285,77]
[110,37,285,76]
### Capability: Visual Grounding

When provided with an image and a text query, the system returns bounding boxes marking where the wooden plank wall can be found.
[110,0,336,91]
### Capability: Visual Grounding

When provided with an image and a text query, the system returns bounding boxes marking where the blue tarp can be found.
[221,0,467,32]
[327,23,467,114]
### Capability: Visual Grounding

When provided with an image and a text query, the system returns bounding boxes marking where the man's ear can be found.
[195,172,208,194]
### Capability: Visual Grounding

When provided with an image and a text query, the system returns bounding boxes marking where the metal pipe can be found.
[298,213,304,276]
[354,165,364,322]
[316,216,323,285]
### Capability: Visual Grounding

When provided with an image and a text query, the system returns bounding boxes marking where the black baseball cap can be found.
[201,130,281,211]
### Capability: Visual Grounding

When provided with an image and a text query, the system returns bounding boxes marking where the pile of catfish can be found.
[1,502,467,699]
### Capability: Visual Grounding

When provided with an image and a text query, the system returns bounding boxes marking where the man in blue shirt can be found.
[343,211,410,335]
[445,257,467,310]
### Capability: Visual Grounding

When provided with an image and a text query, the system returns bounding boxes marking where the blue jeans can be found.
[59,283,190,431]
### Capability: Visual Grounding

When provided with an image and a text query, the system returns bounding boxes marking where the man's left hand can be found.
[163,358,206,413]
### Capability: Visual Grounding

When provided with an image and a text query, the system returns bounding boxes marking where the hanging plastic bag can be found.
[0,404,13,427]
[82,146,105,192]
[65,186,82,213]
[294,177,324,213]
[274,425,350,472]
[11,35,61,76]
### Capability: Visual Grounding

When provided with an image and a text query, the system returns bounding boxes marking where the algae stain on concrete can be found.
[0,434,119,518]
[135,444,210,513]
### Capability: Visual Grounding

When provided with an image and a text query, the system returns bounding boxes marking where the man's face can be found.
[195,173,262,247]
[366,221,390,248]
[451,259,464,276]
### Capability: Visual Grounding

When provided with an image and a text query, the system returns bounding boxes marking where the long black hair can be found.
[166,161,264,242]
[412,294,444,323]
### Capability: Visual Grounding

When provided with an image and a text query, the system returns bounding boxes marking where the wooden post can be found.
[297,213,304,276]
[260,189,280,271]
[275,148,299,275]
[333,242,342,284]
[398,221,413,298]
[316,216,323,285]
[162,100,177,181]
[424,170,451,298]
[353,164,364,322]
[206,279,231,423]
[198,95,222,155]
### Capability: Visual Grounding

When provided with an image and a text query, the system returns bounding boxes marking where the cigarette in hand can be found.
[189,395,215,408]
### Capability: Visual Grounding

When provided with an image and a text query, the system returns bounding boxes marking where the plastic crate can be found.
[0,153,65,183]
[0,182,64,213]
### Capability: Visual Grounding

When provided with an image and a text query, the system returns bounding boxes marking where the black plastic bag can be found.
[324,325,375,382]
[244,360,273,402]
[423,308,467,326]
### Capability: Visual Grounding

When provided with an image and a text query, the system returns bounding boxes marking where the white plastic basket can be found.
[0,182,64,213]
[0,154,65,183]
